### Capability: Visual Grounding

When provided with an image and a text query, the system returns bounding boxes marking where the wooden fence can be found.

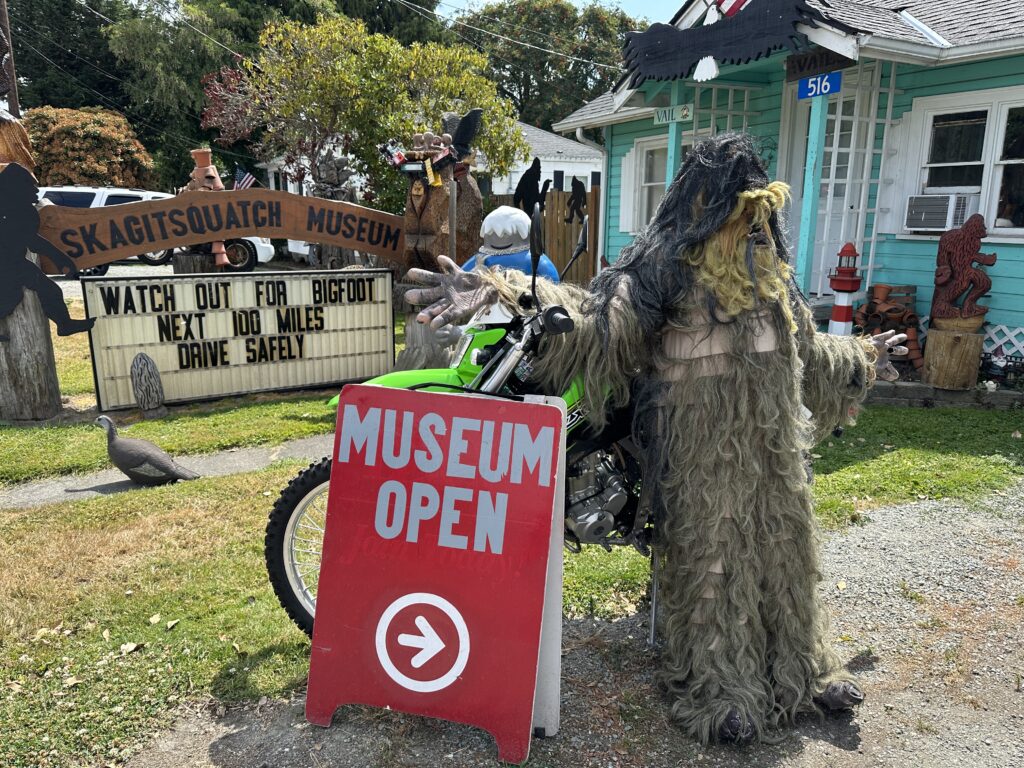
[489,186,600,285]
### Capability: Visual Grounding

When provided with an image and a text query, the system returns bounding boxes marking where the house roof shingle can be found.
[516,121,603,160]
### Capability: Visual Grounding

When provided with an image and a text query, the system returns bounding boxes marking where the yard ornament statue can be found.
[462,206,559,282]
[186,148,229,267]
[930,213,997,323]
[405,133,907,744]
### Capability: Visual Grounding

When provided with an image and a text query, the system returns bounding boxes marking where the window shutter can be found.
[619,147,637,234]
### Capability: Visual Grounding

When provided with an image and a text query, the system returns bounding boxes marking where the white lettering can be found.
[414,412,446,473]
[446,417,480,480]
[474,491,507,554]
[337,404,380,465]
[479,421,513,483]
[374,480,406,539]
[438,486,471,550]
[382,409,414,469]
[406,482,439,543]
[510,424,554,487]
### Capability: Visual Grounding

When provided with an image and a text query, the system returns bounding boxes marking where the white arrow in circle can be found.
[397,615,445,668]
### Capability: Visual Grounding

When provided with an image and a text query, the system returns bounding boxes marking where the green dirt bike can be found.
[265,215,653,636]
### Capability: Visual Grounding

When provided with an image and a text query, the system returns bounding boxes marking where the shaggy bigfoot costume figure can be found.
[407,133,905,744]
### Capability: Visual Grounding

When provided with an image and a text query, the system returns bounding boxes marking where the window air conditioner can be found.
[904,194,981,232]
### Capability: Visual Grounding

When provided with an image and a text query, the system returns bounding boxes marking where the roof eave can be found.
[552,106,657,134]
[860,35,1024,66]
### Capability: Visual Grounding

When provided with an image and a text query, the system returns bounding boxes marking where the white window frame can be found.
[631,135,668,235]
[895,85,1024,238]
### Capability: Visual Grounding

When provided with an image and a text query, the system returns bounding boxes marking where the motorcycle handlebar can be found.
[541,305,575,335]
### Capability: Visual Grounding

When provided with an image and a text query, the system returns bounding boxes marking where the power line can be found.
[16,6,262,165]
[433,0,583,54]
[393,0,592,114]
[141,0,244,60]
[392,0,622,71]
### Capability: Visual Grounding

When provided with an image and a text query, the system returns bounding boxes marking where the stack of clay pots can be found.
[853,284,924,370]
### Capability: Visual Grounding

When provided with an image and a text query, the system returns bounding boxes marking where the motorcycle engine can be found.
[565,451,629,544]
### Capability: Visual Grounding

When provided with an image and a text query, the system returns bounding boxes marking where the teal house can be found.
[552,0,1024,357]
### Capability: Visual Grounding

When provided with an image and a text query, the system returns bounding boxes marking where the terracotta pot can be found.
[871,284,892,303]
[903,326,924,369]
[190,148,213,167]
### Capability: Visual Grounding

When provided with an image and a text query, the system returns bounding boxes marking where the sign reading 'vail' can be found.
[37,189,406,270]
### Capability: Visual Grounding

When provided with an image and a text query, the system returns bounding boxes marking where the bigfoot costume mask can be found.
[407,133,905,744]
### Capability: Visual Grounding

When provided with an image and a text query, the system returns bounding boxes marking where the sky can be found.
[436,0,683,25]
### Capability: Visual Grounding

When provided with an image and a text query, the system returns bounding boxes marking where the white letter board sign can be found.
[81,269,393,411]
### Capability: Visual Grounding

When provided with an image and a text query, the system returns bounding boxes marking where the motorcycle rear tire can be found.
[265,457,332,637]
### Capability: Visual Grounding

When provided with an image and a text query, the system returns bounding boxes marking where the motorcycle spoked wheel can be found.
[265,457,332,637]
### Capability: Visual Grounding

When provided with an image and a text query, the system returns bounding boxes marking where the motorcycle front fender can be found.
[327,368,469,408]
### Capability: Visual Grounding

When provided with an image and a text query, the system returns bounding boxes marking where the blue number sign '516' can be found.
[798,71,842,100]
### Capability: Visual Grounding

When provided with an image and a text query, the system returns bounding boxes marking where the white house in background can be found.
[257,157,319,260]
[484,122,604,196]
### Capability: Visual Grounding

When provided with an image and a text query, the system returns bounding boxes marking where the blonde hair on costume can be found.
[686,181,794,321]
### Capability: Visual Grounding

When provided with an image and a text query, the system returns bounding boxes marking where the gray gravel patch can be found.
[1,434,334,509]
[122,483,1024,768]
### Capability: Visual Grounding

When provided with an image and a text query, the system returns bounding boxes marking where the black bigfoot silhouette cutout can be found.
[564,176,586,224]
[513,157,543,214]
[0,163,95,341]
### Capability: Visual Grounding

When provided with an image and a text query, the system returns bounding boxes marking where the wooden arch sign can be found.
[37,189,407,271]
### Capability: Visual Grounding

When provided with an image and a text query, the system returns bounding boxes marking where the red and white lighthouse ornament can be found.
[828,243,863,335]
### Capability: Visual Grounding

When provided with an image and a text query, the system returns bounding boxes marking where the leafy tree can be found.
[454,0,643,131]
[202,15,528,213]
[8,0,136,112]
[335,0,449,45]
[24,106,154,187]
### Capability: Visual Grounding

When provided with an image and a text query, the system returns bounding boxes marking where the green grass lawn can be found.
[3,303,1023,765]
[0,395,336,486]
[1,403,1022,766]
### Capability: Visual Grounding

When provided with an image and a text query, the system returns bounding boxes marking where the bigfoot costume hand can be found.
[871,330,909,382]
[405,255,497,329]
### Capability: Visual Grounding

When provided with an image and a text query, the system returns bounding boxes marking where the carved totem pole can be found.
[924,214,998,389]
[389,109,484,369]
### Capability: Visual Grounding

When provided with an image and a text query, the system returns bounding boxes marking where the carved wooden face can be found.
[411,178,426,201]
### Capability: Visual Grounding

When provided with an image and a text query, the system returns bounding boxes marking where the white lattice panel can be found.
[986,325,1024,356]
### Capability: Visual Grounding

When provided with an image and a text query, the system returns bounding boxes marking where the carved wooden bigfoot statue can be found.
[394,110,484,370]
[930,213,997,320]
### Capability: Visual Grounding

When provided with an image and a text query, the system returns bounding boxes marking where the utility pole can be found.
[0,0,20,117]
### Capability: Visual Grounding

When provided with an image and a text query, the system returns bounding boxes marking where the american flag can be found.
[234,165,257,190]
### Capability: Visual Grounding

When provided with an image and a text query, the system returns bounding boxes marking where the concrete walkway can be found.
[1,434,334,510]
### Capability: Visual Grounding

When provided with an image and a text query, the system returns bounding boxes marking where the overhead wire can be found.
[21,0,262,165]
[392,0,596,114]
[16,35,260,166]
[391,0,622,71]
[432,0,586,53]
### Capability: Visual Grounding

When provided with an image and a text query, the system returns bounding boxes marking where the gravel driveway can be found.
[125,484,1024,768]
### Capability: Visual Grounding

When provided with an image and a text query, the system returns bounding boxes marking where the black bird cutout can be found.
[95,415,200,486]
[442,107,484,161]
[623,0,860,87]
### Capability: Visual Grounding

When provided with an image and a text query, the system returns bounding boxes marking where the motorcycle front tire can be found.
[265,457,332,637]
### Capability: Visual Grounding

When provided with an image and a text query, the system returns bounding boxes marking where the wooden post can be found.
[172,249,216,274]
[923,328,984,390]
[0,253,61,421]
[795,95,828,295]
[0,0,21,118]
